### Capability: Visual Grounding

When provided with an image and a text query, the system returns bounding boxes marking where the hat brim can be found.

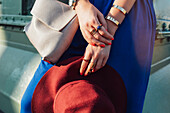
[31,56,127,113]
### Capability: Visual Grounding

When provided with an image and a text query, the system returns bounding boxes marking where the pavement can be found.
[143,63,170,113]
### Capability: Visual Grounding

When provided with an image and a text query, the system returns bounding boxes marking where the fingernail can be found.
[111,38,114,40]
[92,69,95,72]
[100,44,105,48]
[91,43,96,46]
[80,72,83,75]
[108,43,112,45]
[106,29,108,31]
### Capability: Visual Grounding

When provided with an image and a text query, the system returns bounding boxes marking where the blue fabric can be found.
[20,0,156,113]
[20,60,53,113]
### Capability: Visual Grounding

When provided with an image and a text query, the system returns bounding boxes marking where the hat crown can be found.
[54,80,116,113]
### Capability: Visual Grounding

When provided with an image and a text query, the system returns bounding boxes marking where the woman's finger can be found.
[80,59,89,76]
[93,56,104,72]
[81,28,97,46]
[93,32,112,45]
[89,25,111,45]
[97,27,114,41]
[84,28,106,47]
[84,58,97,76]
[80,51,91,75]
[90,17,114,41]
[102,56,108,67]
[97,11,107,29]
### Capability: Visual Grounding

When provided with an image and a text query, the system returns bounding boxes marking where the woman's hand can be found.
[79,19,118,76]
[80,44,111,76]
[79,19,116,76]
[75,0,114,47]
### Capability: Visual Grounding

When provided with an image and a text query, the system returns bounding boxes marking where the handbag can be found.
[24,0,79,63]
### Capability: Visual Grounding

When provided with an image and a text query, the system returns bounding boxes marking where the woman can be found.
[21,0,156,113]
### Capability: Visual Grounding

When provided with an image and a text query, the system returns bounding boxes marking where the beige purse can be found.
[24,0,79,63]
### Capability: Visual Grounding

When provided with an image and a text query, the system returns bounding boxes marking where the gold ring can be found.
[90,28,97,36]
[83,58,90,62]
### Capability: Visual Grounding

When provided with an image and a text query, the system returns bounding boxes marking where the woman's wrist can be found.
[106,18,118,36]
[75,0,90,9]
[113,0,136,13]
[106,0,136,35]
[108,7,125,24]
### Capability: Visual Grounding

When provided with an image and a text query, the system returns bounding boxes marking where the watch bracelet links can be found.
[69,0,77,10]
[106,15,120,27]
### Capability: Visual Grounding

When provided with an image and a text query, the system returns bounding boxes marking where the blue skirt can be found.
[20,0,156,113]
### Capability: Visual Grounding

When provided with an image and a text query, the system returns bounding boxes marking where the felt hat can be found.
[31,56,127,113]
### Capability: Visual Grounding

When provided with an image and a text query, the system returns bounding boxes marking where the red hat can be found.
[31,56,127,113]
[53,80,116,113]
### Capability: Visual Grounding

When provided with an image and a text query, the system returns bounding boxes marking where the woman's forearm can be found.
[106,0,136,35]
[76,0,89,7]
[75,0,136,36]
[109,0,136,24]
[113,0,136,13]
[76,0,136,24]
